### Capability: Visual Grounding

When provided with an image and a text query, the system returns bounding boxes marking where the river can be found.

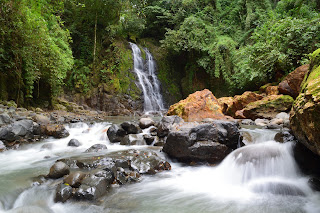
[0,118,319,213]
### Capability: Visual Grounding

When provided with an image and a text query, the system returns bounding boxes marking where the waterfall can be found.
[130,43,165,112]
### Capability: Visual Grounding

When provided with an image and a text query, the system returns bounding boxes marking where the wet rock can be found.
[54,183,73,203]
[308,177,320,191]
[68,139,81,147]
[157,116,184,137]
[293,142,320,176]
[143,134,154,145]
[250,181,305,196]
[120,134,146,146]
[121,121,141,134]
[139,118,155,129]
[40,143,53,150]
[274,130,295,143]
[45,124,69,139]
[107,124,126,143]
[130,151,171,174]
[48,161,70,179]
[0,140,6,152]
[189,121,241,148]
[74,173,111,201]
[279,64,309,98]
[167,89,226,122]
[243,95,294,120]
[85,144,107,153]
[64,171,86,187]
[163,121,241,163]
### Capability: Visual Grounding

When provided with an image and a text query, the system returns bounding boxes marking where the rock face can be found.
[242,95,294,120]
[217,97,234,114]
[279,64,309,98]
[163,120,241,163]
[290,49,320,156]
[167,89,226,122]
[226,91,263,117]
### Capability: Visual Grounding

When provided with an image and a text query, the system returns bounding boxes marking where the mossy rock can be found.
[290,48,320,156]
[242,95,294,120]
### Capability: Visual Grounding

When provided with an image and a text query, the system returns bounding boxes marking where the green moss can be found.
[300,48,320,98]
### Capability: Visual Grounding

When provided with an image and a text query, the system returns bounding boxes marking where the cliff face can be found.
[290,48,320,156]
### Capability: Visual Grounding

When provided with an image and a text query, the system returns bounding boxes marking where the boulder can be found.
[64,171,86,187]
[121,121,141,134]
[157,116,184,138]
[274,130,295,143]
[226,92,263,117]
[48,161,70,179]
[67,139,81,147]
[163,121,241,163]
[167,89,226,122]
[54,183,73,203]
[0,113,11,126]
[11,119,34,137]
[143,134,155,145]
[242,95,294,120]
[120,134,146,146]
[279,64,309,98]
[266,86,279,95]
[130,151,171,174]
[217,97,234,114]
[33,114,50,125]
[45,124,69,139]
[139,118,155,129]
[74,175,110,201]
[85,144,107,153]
[290,49,320,156]
[107,124,126,143]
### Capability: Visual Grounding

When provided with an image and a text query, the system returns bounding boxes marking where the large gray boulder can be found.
[163,120,241,163]
[107,124,126,143]
[157,116,184,137]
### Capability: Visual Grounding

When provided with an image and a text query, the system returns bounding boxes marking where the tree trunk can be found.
[93,12,97,72]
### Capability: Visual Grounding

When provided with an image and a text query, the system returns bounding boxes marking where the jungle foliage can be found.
[0,0,319,106]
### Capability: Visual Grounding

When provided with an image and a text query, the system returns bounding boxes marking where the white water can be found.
[0,122,319,213]
[130,43,165,112]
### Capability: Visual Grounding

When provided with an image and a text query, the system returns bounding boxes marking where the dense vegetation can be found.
[0,0,319,107]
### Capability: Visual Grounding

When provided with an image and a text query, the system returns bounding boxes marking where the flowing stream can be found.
[0,120,319,213]
[130,43,165,112]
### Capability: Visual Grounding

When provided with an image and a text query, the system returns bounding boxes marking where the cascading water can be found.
[130,43,165,112]
[0,122,319,213]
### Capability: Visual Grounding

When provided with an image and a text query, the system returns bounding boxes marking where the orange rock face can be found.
[218,97,234,114]
[278,64,309,98]
[266,86,279,95]
[167,89,226,122]
[226,91,263,117]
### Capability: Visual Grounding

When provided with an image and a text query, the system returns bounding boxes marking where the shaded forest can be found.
[0,0,319,107]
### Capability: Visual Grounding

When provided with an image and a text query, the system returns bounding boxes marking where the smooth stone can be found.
[67,139,81,147]
[48,161,70,179]
[85,144,107,153]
